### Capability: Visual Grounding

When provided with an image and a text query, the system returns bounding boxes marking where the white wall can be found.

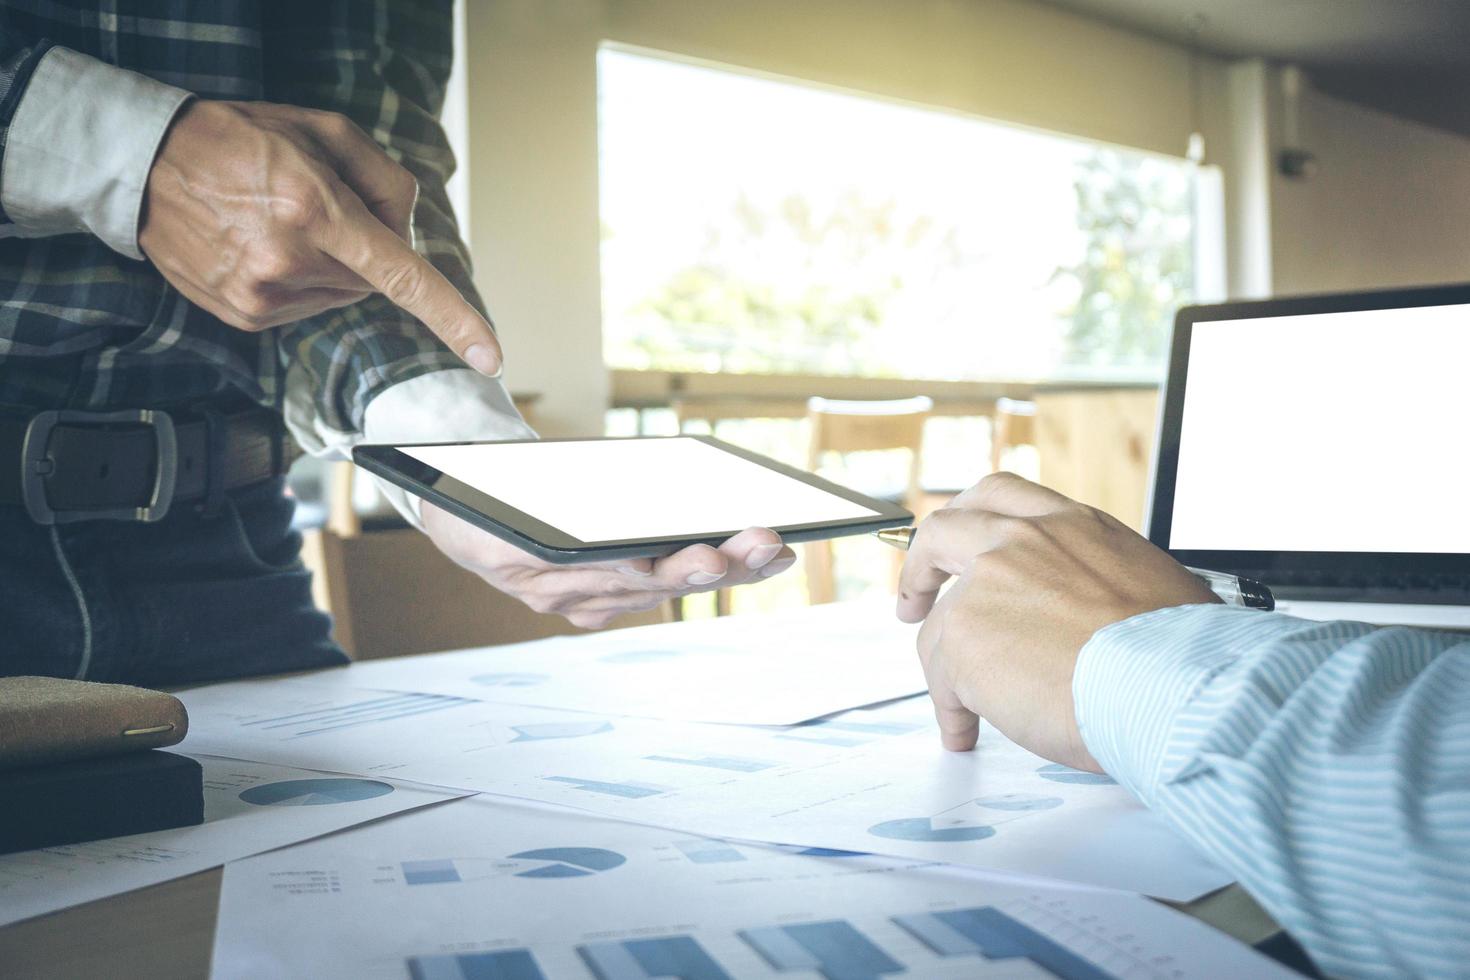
[460,0,1233,435]
[1269,80,1470,295]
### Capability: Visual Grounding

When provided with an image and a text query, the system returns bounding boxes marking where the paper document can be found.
[212,797,1290,980]
[343,600,926,725]
[0,755,460,927]
[176,678,925,810]
[178,679,1227,900]
[630,699,1232,901]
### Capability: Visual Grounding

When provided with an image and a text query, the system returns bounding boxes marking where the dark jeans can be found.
[0,477,346,687]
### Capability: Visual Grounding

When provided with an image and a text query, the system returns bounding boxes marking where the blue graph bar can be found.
[579,936,731,980]
[241,692,472,739]
[542,776,664,799]
[675,840,747,864]
[819,721,922,735]
[644,755,774,772]
[776,718,923,748]
[407,948,546,980]
[893,906,1114,980]
[402,859,461,885]
[742,920,903,980]
[775,732,869,748]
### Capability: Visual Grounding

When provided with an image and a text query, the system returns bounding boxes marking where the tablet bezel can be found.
[353,435,913,563]
[1148,281,1470,577]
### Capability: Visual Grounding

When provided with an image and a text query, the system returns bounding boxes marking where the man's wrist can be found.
[1,46,192,258]
[1072,603,1246,803]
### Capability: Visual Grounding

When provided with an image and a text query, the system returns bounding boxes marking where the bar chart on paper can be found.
[580,936,730,980]
[741,920,903,979]
[409,949,548,980]
[231,692,476,739]
[211,799,1295,980]
[895,906,1113,980]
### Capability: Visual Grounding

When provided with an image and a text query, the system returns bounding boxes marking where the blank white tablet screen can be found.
[400,438,880,543]
[1170,303,1470,553]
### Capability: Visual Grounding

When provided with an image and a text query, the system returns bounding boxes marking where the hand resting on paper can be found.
[895,472,1217,769]
[422,503,797,629]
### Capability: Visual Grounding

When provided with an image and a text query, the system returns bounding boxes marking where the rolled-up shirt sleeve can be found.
[1074,603,1470,978]
[0,45,192,259]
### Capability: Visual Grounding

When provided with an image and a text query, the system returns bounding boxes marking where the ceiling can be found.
[1038,0,1470,138]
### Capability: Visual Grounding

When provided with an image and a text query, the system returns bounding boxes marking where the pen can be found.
[874,526,1274,611]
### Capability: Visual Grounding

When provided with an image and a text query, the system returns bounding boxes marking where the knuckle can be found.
[1003,514,1043,541]
[312,109,356,140]
[391,164,419,203]
[569,611,611,630]
[273,181,327,230]
[379,260,429,309]
[521,593,557,615]
[230,286,276,323]
[972,470,1021,499]
[246,249,298,284]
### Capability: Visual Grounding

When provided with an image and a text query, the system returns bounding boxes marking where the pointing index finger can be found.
[318,189,503,376]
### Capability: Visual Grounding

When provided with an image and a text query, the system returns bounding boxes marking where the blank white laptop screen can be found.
[400,437,880,543]
[1170,303,1470,554]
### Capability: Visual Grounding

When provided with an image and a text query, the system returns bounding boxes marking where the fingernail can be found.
[618,565,653,576]
[465,344,502,378]
[686,570,723,586]
[758,557,796,578]
[745,543,782,570]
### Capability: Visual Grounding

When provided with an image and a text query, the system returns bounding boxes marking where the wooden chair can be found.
[990,396,1037,473]
[804,396,932,604]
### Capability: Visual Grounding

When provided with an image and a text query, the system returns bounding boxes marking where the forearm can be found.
[1076,604,1470,978]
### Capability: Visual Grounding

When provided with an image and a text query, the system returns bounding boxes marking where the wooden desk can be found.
[0,868,1278,980]
[0,868,219,980]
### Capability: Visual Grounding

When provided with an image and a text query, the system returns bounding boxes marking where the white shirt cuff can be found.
[1073,604,1293,804]
[282,365,537,531]
[1,46,192,259]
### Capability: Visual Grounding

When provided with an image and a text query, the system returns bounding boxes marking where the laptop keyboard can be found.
[1233,569,1470,605]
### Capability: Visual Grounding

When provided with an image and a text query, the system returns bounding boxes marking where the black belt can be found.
[0,405,295,524]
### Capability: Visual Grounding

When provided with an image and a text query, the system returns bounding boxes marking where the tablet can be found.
[353,436,912,563]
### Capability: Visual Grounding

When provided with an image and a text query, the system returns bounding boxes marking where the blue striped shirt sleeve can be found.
[1074,604,1470,979]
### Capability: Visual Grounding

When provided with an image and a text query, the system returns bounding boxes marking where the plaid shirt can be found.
[0,0,473,433]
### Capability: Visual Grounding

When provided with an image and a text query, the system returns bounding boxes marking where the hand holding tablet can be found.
[419,506,793,629]
[358,436,909,629]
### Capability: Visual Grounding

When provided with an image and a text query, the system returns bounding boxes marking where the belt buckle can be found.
[21,409,179,525]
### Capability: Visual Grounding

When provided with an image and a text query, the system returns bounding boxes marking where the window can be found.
[598,46,1218,383]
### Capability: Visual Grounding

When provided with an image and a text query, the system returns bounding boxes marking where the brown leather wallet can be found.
[0,676,188,768]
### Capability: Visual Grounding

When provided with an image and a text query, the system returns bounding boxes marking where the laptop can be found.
[1147,283,1470,629]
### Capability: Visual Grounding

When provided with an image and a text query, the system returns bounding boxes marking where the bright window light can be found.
[598,45,1218,382]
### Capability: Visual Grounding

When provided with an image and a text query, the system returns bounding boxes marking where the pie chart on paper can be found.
[868,817,996,843]
[507,847,627,879]
[238,777,395,807]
